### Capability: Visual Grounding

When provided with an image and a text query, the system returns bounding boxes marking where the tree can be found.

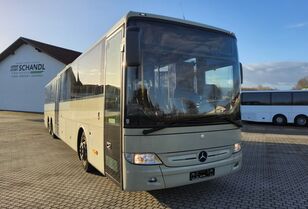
[293,76,308,90]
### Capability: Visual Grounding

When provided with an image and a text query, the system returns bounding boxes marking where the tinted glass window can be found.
[60,74,65,101]
[45,80,57,104]
[45,84,51,103]
[293,92,308,105]
[125,19,240,128]
[241,92,270,105]
[105,30,122,125]
[271,92,292,105]
[71,40,105,99]
[60,68,76,101]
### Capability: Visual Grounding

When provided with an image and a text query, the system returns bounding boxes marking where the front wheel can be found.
[78,132,94,172]
[295,115,307,126]
[273,114,287,126]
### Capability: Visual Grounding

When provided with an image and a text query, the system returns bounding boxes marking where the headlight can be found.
[125,153,162,165]
[233,143,241,153]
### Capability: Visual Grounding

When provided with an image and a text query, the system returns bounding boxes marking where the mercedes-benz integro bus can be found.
[241,90,308,126]
[44,11,242,191]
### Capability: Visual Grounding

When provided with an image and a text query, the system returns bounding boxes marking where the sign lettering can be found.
[10,62,46,78]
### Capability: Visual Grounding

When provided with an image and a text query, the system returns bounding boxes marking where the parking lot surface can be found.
[0,111,307,209]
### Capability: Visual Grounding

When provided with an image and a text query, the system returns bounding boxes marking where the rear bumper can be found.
[122,151,242,191]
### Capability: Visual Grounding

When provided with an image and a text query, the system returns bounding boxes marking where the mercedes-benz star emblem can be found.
[198,151,207,162]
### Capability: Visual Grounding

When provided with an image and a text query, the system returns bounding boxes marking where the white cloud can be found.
[286,22,308,29]
[242,62,308,90]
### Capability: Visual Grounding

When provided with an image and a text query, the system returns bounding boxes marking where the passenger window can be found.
[71,41,105,99]
[271,92,292,105]
[242,93,270,105]
[293,92,308,105]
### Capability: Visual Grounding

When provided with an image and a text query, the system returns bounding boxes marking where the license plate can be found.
[190,168,215,180]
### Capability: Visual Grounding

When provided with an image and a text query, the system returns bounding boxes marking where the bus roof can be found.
[241,90,308,93]
[78,11,237,63]
[46,11,237,87]
[126,11,236,37]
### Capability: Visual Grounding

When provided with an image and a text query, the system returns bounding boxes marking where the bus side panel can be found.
[241,105,303,123]
[241,105,272,122]
[293,105,308,121]
[273,105,294,123]
[59,97,104,174]
[44,103,55,128]
[58,102,67,140]
[58,101,78,151]
[72,97,104,174]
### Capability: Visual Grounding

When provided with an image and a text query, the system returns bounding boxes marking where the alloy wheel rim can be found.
[277,117,283,124]
[298,118,306,126]
[79,136,87,162]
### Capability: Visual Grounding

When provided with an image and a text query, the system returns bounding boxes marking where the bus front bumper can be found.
[122,151,242,191]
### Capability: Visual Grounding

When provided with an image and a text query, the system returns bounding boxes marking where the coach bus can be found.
[44,11,242,191]
[241,90,308,126]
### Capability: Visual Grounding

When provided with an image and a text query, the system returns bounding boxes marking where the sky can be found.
[0,0,308,89]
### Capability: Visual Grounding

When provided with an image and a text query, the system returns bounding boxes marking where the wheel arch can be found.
[294,114,307,121]
[294,114,308,125]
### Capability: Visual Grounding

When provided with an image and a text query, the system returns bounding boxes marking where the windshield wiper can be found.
[142,121,181,135]
[143,126,168,135]
[142,115,241,135]
[142,116,203,135]
[219,115,242,128]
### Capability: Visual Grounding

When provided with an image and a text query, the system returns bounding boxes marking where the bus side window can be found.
[293,92,308,105]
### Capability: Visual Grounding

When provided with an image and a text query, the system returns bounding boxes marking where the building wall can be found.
[0,44,65,112]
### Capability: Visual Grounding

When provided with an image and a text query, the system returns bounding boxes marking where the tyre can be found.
[49,120,57,139]
[273,114,287,125]
[48,120,52,135]
[294,115,307,126]
[78,131,94,172]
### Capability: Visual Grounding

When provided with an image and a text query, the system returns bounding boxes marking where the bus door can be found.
[104,27,123,185]
[54,77,60,136]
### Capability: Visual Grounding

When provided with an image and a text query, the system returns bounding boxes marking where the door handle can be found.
[106,141,112,150]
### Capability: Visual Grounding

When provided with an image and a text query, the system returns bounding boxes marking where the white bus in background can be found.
[241,90,308,126]
[44,11,242,191]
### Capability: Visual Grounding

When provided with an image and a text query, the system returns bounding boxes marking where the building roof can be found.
[0,37,81,65]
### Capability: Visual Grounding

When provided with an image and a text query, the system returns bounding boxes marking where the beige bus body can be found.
[44,11,242,191]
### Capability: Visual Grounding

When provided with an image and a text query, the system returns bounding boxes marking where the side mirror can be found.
[240,62,243,84]
[126,26,141,66]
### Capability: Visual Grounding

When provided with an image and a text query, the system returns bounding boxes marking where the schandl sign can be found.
[10,62,46,78]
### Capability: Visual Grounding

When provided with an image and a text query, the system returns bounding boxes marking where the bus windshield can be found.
[125,20,241,128]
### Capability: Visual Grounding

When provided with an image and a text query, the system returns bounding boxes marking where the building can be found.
[0,37,81,112]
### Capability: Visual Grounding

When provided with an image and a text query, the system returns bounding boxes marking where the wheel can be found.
[273,114,287,125]
[49,120,57,139]
[78,132,94,172]
[295,115,307,126]
[48,120,52,135]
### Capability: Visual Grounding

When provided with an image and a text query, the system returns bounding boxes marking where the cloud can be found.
[242,62,308,90]
[286,22,308,29]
